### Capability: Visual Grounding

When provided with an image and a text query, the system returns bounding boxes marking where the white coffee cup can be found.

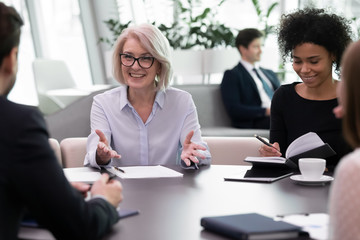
[298,158,326,180]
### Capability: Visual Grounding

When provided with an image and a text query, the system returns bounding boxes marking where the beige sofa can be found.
[45,84,269,142]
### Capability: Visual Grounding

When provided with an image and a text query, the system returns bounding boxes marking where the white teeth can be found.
[130,73,144,78]
[303,76,315,80]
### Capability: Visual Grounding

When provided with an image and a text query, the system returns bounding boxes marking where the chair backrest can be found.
[174,84,231,128]
[48,138,62,166]
[60,137,87,168]
[32,58,76,93]
[203,136,264,165]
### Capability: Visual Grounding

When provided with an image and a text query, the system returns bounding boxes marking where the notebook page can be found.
[286,132,324,158]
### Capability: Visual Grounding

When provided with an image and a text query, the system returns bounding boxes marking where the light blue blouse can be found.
[84,86,211,168]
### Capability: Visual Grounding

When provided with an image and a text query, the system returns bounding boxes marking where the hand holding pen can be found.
[91,173,123,208]
[254,134,282,157]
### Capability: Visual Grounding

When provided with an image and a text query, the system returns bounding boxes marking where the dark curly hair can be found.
[277,8,353,75]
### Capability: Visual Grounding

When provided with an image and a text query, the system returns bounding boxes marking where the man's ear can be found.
[2,47,18,75]
[238,45,245,56]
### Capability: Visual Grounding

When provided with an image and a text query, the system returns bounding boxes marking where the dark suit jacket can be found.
[220,62,281,129]
[0,96,118,240]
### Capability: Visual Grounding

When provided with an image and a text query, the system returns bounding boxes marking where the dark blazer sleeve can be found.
[220,64,267,122]
[10,107,118,240]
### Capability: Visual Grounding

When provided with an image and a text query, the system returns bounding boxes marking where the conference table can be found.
[20,165,331,240]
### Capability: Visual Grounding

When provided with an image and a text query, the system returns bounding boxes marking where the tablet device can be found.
[224,167,293,183]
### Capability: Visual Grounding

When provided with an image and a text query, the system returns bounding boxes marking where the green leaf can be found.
[194,8,211,22]
[266,2,279,18]
[252,0,262,16]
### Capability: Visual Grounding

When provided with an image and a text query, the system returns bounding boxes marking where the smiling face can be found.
[121,37,160,91]
[292,43,334,88]
[239,38,262,64]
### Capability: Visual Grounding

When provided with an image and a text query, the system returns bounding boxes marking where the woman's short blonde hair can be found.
[112,23,173,90]
[341,40,360,148]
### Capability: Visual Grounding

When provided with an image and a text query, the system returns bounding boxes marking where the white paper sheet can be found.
[106,165,183,179]
[63,167,101,183]
[275,213,329,240]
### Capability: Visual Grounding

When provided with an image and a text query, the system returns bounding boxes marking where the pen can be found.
[113,166,126,174]
[276,213,310,218]
[89,173,117,191]
[254,134,281,152]
[108,174,117,182]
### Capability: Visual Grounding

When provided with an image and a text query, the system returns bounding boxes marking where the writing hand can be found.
[71,182,91,198]
[95,129,121,165]
[91,173,123,208]
[258,142,282,157]
[181,130,206,166]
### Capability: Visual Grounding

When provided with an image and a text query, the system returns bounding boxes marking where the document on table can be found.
[275,213,329,240]
[63,167,101,183]
[106,165,183,179]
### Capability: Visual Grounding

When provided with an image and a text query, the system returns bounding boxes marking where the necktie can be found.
[253,68,273,99]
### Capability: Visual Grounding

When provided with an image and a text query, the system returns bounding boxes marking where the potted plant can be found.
[99,0,237,84]
[99,0,235,50]
[251,0,279,40]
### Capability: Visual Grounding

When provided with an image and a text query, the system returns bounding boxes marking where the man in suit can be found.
[221,28,280,129]
[0,3,123,239]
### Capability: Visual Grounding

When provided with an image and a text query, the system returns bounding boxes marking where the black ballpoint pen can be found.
[254,134,281,152]
[113,166,126,173]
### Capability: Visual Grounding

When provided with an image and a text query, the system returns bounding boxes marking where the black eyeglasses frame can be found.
[119,53,155,69]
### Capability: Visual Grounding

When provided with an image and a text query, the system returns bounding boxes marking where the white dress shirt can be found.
[84,86,211,168]
[240,59,272,108]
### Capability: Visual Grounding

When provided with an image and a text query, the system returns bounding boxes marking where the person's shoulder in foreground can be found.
[1,93,122,240]
[328,39,360,240]
[0,2,123,239]
[328,149,360,240]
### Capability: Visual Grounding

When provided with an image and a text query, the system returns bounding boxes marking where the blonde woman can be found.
[84,23,211,169]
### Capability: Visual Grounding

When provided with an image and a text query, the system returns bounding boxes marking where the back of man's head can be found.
[235,28,263,49]
[0,3,23,65]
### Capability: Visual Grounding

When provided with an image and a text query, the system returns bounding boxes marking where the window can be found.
[35,0,92,87]
[5,0,37,105]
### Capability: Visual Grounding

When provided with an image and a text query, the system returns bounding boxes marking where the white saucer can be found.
[290,174,334,185]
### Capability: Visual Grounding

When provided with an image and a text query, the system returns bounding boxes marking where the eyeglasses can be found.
[119,54,155,69]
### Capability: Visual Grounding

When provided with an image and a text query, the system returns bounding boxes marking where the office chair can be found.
[202,136,264,165]
[60,137,87,168]
[48,138,62,166]
[32,59,109,115]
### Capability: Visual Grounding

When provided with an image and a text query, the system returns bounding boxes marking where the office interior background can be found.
[3,0,359,112]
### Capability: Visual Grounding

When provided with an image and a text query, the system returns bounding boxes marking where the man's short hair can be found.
[235,28,263,49]
[0,2,23,64]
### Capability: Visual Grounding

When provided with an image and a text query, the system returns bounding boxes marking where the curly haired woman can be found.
[259,8,353,170]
